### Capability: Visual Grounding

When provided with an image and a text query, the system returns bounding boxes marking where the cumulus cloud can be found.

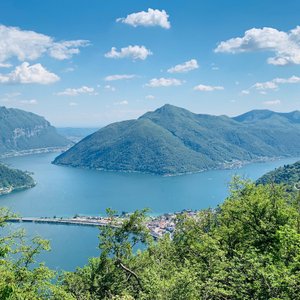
[0,24,89,64]
[146,77,183,87]
[263,99,281,106]
[116,8,170,29]
[167,59,199,73]
[253,75,300,90]
[0,62,59,84]
[253,81,278,90]
[105,45,152,60]
[193,84,224,91]
[104,74,136,81]
[57,86,97,96]
[215,26,300,65]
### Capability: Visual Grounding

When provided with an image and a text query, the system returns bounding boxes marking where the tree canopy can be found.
[1,179,300,299]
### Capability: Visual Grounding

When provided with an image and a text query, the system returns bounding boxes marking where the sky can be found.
[1,0,300,126]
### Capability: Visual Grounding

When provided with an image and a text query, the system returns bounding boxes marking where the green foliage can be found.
[0,208,74,299]
[54,105,300,175]
[0,163,35,191]
[62,179,300,299]
[2,179,300,298]
[257,160,300,190]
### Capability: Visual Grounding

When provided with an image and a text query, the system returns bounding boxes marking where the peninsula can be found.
[53,105,300,175]
[0,163,35,195]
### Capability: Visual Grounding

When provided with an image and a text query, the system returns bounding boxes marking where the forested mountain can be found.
[0,106,70,155]
[0,163,35,194]
[257,160,300,188]
[53,105,300,175]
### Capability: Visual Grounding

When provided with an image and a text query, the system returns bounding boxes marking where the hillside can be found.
[0,163,35,195]
[257,160,300,188]
[53,105,300,175]
[0,106,70,156]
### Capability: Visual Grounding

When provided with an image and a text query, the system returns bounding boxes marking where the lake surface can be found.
[1,153,299,271]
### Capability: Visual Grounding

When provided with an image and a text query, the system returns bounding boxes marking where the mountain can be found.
[0,163,35,195]
[53,105,300,175]
[0,106,70,155]
[257,160,300,189]
[56,127,99,143]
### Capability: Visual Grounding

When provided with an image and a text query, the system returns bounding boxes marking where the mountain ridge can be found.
[0,106,70,155]
[53,105,300,175]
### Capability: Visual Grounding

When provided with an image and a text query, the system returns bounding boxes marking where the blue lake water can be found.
[1,153,299,271]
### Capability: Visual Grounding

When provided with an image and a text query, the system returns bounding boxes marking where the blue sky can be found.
[1,0,300,126]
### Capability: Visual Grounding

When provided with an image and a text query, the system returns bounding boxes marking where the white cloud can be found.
[0,24,89,64]
[104,74,136,81]
[215,26,300,65]
[20,99,37,105]
[0,63,12,68]
[0,62,59,84]
[146,77,183,87]
[194,84,224,91]
[146,95,155,99]
[105,45,152,60]
[253,81,278,90]
[104,85,116,92]
[114,100,128,105]
[57,86,96,96]
[241,90,250,95]
[273,75,300,84]
[116,8,170,29]
[263,99,281,106]
[253,75,300,90]
[69,102,78,106]
[167,59,199,73]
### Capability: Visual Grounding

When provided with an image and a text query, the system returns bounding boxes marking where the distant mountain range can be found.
[57,127,99,143]
[0,163,35,195]
[0,106,70,156]
[257,160,300,189]
[53,104,300,175]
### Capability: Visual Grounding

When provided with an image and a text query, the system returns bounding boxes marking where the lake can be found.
[1,153,299,271]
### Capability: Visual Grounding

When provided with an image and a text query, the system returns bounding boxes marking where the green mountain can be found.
[257,160,300,188]
[0,163,35,195]
[53,104,300,175]
[0,106,70,155]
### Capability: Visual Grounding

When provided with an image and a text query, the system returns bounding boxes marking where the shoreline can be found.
[6,212,188,239]
[53,155,293,177]
[0,182,36,196]
[0,146,72,159]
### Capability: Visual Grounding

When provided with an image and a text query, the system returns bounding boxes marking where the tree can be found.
[0,208,74,300]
